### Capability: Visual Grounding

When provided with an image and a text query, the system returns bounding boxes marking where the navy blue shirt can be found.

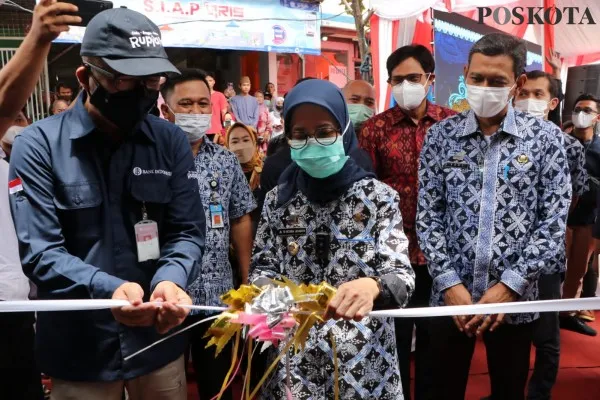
[8,96,205,381]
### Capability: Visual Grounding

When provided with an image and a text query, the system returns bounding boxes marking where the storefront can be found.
[274,8,358,95]
[50,0,323,96]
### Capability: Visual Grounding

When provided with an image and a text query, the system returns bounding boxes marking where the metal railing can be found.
[0,46,50,122]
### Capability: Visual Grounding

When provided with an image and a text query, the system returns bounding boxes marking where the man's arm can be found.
[9,132,126,298]
[150,127,205,291]
[547,48,563,80]
[569,139,589,212]
[417,125,462,290]
[0,0,80,136]
[229,97,240,122]
[250,98,259,128]
[418,123,476,333]
[501,133,571,295]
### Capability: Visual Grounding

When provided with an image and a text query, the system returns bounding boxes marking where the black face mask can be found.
[275,105,283,112]
[89,81,158,132]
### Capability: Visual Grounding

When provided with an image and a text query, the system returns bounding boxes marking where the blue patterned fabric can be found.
[417,105,571,324]
[186,140,256,310]
[564,132,589,198]
[539,132,587,276]
[251,178,415,399]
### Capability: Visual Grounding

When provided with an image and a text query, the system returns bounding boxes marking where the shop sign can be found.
[328,65,348,88]
[50,0,322,54]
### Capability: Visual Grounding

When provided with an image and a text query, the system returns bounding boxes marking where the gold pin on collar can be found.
[517,154,529,164]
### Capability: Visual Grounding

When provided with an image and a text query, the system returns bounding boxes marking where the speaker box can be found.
[564,64,600,123]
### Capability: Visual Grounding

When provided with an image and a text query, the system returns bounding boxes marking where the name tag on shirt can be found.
[134,220,160,262]
[443,161,470,169]
[210,204,225,229]
[277,227,307,236]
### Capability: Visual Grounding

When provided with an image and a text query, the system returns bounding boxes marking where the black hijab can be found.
[277,79,375,207]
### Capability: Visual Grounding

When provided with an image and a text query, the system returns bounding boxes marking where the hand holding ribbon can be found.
[151,281,192,334]
[325,278,380,322]
[111,282,157,328]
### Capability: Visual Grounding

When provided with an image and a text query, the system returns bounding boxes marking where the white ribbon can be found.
[4,298,599,361]
[369,297,600,318]
[0,299,130,312]
[2,298,600,316]
[0,300,231,313]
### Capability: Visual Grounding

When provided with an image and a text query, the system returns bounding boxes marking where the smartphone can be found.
[59,0,114,26]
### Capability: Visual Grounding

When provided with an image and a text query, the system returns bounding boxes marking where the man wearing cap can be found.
[8,8,204,400]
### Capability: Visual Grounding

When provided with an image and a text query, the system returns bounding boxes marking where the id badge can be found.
[134,220,160,262]
[210,204,225,229]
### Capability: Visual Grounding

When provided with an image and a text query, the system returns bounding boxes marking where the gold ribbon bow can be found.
[204,284,262,356]
[204,280,339,400]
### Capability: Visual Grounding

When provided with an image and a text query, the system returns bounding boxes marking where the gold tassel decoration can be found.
[330,331,340,400]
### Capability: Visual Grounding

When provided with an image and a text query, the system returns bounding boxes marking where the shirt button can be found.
[114,247,122,255]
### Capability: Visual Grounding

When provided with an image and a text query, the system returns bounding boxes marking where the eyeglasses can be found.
[573,107,598,115]
[288,126,340,149]
[84,63,162,91]
[388,73,430,86]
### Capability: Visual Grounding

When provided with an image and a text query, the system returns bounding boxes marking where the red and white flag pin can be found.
[9,177,23,194]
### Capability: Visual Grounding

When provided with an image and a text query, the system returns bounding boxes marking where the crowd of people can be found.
[1,2,600,400]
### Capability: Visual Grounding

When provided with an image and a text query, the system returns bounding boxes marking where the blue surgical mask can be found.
[290,121,350,179]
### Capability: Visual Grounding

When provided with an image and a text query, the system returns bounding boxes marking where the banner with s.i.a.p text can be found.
[51,0,322,54]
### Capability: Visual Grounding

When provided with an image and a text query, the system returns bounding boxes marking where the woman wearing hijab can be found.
[250,79,415,399]
[270,96,284,121]
[226,123,263,229]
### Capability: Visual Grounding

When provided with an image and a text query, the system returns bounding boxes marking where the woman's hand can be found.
[325,278,380,322]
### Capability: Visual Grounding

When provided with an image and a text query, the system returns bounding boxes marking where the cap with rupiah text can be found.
[80,7,179,77]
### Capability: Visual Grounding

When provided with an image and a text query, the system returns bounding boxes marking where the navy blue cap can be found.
[80,7,179,77]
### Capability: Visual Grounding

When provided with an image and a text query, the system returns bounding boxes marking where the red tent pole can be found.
[544,0,555,73]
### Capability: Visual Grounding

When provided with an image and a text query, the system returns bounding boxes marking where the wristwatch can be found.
[369,276,384,298]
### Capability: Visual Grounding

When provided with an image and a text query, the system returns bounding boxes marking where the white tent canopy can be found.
[370,0,600,58]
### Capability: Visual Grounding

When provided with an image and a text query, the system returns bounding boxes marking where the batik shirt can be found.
[251,178,415,399]
[359,103,456,266]
[564,132,588,197]
[187,139,256,310]
[542,132,589,276]
[417,105,571,324]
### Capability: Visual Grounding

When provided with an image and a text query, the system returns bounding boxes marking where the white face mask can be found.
[174,113,212,143]
[272,127,284,137]
[573,111,597,129]
[392,75,429,111]
[467,84,515,118]
[1,125,24,147]
[514,98,549,119]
